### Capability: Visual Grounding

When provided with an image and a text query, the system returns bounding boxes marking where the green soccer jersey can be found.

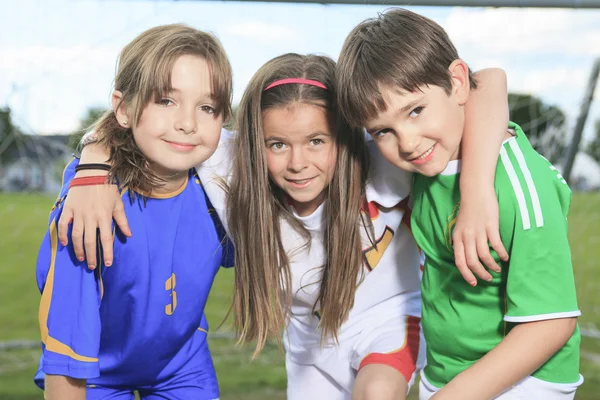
[411,122,581,389]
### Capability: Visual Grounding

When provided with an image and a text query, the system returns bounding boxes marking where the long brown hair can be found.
[228,53,370,356]
[337,8,477,128]
[91,24,232,193]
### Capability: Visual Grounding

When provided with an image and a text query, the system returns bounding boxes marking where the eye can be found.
[409,106,424,118]
[269,142,286,151]
[157,98,174,107]
[310,138,325,146]
[372,129,391,139]
[200,105,216,114]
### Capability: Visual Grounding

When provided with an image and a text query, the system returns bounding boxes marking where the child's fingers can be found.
[113,199,132,237]
[83,217,98,270]
[476,237,501,273]
[453,238,477,286]
[71,216,86,262]
[488,228,509,262]
[57,208,73,247]
[98,217,114,267]
[463,236,493,282]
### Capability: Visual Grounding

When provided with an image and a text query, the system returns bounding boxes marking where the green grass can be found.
[1,192,599,399]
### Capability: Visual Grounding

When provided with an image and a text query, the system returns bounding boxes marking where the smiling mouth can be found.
[286,177,315,187]
[163,140,197,151]
[410,143,436,164]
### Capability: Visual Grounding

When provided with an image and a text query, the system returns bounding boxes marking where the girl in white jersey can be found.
[59,54,509,399]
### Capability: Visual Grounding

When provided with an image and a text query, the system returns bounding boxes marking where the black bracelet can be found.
[75,163,111,173]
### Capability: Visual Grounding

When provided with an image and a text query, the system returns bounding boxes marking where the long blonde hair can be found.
[92,24,232,193]
[228,53,370,356]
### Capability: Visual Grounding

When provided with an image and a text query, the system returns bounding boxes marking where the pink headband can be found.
[264,78,327,92]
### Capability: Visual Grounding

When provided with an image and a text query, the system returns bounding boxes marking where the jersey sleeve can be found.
[36,174,103,379]
[209,207,235,269]
[366,141,413,207]
[197,129,236,268]
[197,129,235,233]
[496,137,580,323]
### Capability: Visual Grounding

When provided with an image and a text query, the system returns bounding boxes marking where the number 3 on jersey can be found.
[165,273,177,315]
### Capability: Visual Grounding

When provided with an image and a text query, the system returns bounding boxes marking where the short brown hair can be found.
[337,8,476,127]
[93,24,232,194]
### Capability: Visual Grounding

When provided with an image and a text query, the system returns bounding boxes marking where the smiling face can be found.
[262,102,337,216]
[115,54,223,187]
[363,61,470,177]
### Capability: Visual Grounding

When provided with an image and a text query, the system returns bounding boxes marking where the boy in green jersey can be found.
[337,8,582,400]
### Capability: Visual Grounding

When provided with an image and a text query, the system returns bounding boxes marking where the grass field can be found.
[0,192,599,399]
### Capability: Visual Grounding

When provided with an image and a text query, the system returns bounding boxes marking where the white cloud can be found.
[0,45,119,75]
[440,8,600,140]
[224,21,299,43]
[445,8,600,56]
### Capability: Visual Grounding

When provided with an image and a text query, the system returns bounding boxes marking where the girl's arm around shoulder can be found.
[57,142,129,269]
[455,67,509,286]
[45,375,86,400]
[431,317,577,400]
[196,128,237,234]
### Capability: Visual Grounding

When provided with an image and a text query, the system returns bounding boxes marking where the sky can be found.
[1,0,599,142]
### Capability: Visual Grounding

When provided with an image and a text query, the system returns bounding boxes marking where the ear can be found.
[111,90,131,129]
[448,59,470,106]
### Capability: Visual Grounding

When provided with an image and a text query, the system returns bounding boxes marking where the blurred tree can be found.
[585,120,600,163]
[508,93,567,164]
[0,107,25,166]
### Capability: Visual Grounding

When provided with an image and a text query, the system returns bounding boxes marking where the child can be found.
[63,52,509,400]
[35,24,234,400]
[337,8,583,400]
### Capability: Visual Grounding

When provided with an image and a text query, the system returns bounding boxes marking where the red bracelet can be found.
[69,176,112,189]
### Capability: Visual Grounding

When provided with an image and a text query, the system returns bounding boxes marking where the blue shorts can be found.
[37,331,219,400]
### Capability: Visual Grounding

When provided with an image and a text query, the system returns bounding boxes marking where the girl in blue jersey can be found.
[35,24,233,400]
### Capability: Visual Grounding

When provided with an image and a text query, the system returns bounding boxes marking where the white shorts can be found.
[419,370,583,400]
[286,315,426,400]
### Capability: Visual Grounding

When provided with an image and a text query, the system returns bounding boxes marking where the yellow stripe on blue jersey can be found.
[37,219,99,363]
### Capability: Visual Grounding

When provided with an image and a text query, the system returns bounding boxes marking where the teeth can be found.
[417,145,434,160]
[292,178,311,185]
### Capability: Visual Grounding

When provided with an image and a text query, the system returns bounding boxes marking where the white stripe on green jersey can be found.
[499,146,532,230]
[507,138,544,228]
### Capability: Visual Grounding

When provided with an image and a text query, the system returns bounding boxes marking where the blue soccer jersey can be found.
[35,158,233,392]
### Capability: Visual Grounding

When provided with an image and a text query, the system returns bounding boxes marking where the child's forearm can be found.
[76,143,112,177]
[80,142,111,164]
[461,68,508,186]
[45,375,86,400]
[451,68,509,281]
[433,317,577,400]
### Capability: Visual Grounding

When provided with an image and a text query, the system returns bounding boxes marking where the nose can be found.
[397,130,421,156]
[175,107,197,135]
[288,146,308,172]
